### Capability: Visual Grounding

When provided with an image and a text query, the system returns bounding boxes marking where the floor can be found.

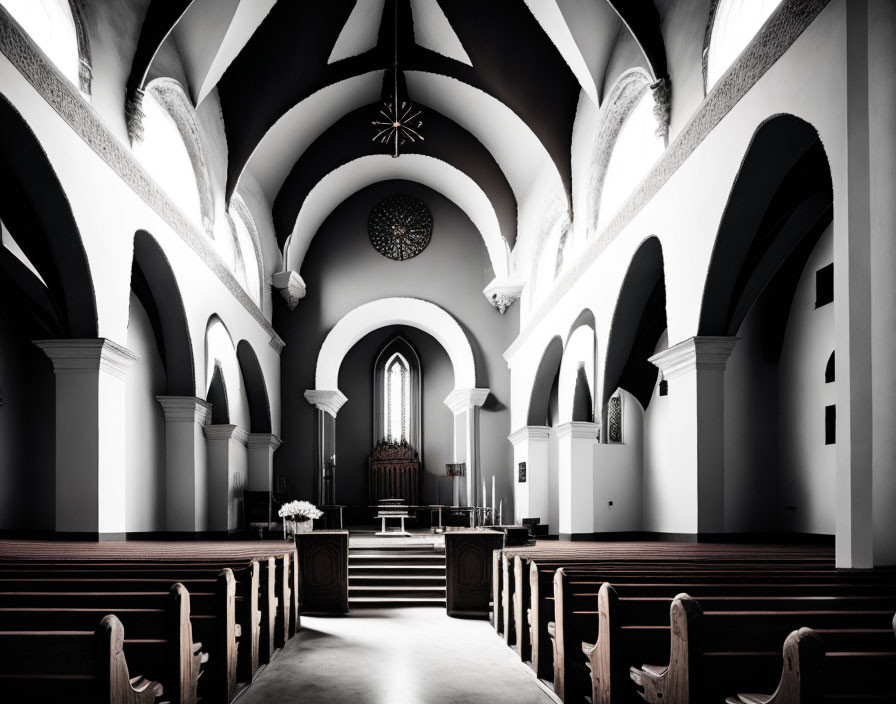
[236,608,558,704]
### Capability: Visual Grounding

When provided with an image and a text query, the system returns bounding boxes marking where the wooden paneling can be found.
[445,530,503,618]
[294,531,349,614]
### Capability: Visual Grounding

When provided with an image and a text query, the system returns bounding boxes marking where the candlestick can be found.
[482,479,486,510]
[491,476,496,519]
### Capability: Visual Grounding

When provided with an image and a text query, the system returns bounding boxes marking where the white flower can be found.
[278,500,323,520]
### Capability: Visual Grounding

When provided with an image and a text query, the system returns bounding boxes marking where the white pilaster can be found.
[556,421,598,538]
[157,396,211,532]
[649,336,738,534]
[204,424,249,532]
[444,388,490,507]
[248,433,282,492]
[508,426,551,525]
[35,339,139,536]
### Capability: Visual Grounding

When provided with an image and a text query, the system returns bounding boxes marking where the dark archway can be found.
[571,363,593,422]
[0,93,97,337]
[236,340,272,434]
[131,231,195,396]
[699,114,833,336]
[207,363,229,425]
[603,237,667,411]
[528,336,564,426]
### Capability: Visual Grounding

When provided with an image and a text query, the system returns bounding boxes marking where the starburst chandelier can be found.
[371,1,423,158]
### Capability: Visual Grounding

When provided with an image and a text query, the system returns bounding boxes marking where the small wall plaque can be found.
[446,463,466,477]
[518,461,527,483]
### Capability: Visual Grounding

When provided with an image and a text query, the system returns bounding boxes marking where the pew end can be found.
[629,593,702,704]
[99,613,165,704]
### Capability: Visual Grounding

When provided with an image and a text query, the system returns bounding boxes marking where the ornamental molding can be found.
[248,433,283,451]
[0,8,284,354]
[157,396,212,425]
[508,425,551,445]
[648,336,739,380]
[68,0,92,96]
[555,421,599,441]
[230,193,267,307]
[587,68,653,237]
[34,338,139,380]
[443,387,490,416]
[651,76,672,139]
[304,389,348,418]
[203,423,249,444]
[483,277,525,315]
[505,0,831,362]
[145,78,216,237]
[272,270,307,310]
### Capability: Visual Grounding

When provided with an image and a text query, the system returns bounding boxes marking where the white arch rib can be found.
[315,297,476,393]
[283,153,510,279]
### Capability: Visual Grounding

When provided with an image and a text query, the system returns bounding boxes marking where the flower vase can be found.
[295,518,313,534]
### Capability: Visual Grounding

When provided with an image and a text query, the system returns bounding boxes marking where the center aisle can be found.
[236,607,558,704]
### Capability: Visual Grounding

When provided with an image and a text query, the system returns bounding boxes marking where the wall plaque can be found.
[518,461,527,483]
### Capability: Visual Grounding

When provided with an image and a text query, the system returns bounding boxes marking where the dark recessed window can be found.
[825,405,836,445]
[825,352,835,383]
[659,379,668,396]
[815,263,834,308]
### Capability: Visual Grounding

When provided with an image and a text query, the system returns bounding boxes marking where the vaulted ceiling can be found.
[131,0,668,265]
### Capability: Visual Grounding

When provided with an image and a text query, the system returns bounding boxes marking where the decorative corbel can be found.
[272,270,307,310]
[650,76,671,139]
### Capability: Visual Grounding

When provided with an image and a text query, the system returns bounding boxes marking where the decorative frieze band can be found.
[508,0,831,360]
[0,8,284,353]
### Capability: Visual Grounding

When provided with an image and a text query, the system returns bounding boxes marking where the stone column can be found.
[247,433,282,529]
[304,390,347,505]
[555,421,599,539]
[649,336,738,534]
[34,339,138,537]
[508,426,550,525]
[157,396,211,532]
[444,388,490,507]
[204,424,248,533]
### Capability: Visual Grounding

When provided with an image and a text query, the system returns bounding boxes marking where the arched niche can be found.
[559,324,596,424]
[130,230,195,396]
[282,155,509,281]
[236,339,271,434]
[0,93,97,337]
[372,336,422,450]
[527,336,564,427]
[699,114,833,337]
[207,362,229,425]
[204,315,249,429]
[603,236,667,411]
[314,297,476,398]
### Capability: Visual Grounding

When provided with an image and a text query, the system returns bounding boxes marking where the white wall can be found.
[125,292,167,532]
[778,225,835,534]
[594,388,643,531]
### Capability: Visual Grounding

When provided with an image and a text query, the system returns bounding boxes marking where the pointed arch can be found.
[131,230,195,395]
[373,336,422,450]
[236,339,271,434]
[603,236,667,410]
[527,336,564,426]
[0,92,97,337]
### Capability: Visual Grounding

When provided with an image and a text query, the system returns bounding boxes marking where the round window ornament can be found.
[368,194,432,261]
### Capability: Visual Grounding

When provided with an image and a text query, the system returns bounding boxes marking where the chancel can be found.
[0,0,894,702]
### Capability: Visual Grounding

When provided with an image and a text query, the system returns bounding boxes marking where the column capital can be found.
[248,433,282,451]
[272,270,307,310]
[157,396,211,425]
[483,277,525,315]
[34,338,139,380]
[508,425,551,445]
[203,424,249,444]
[443,388,490,415]
[648,336,739,380]
[555,421,599,441]
[304,389,348,417]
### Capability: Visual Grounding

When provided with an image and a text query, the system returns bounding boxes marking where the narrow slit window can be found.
[825,352,835,384]
[659,379,669,397]
[815,263,834,308]
[825,405,836,445]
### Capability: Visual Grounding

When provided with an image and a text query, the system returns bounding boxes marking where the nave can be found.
[236,608,555,704]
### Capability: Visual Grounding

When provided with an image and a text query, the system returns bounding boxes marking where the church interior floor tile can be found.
[236,607,558,704]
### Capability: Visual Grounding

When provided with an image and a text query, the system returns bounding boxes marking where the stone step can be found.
[349,596,447,607]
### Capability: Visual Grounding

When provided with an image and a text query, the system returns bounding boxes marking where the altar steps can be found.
[348,546,446,608]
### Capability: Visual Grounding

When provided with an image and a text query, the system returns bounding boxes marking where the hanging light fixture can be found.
[372,0,423,157]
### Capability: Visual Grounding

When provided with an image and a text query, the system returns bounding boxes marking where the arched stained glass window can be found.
[705,0,783,90]
[385,352,409,442]
[374,337,422,452]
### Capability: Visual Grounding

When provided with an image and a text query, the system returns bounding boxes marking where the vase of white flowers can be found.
[278,500,324,538]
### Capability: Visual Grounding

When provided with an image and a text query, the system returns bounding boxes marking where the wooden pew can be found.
[0,613,164,704]
[629,593,896,704]
[0,558,266,682]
